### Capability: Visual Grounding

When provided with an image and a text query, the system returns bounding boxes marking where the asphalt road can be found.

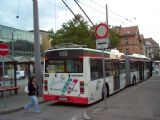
[0,73,159,120]
[0,101,89,120]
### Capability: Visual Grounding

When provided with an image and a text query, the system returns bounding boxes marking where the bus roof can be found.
[45,47,150,61]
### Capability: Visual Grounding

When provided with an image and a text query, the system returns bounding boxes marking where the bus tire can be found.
[102,84,109,99]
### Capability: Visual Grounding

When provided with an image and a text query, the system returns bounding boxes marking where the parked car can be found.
[16,71,25,80]
[3,70,25,80]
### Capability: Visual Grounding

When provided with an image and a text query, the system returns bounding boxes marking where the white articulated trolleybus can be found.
[43,44,152,104]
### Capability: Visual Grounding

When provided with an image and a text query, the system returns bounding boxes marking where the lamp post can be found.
[11,32,14,57]
[32,0,43,96]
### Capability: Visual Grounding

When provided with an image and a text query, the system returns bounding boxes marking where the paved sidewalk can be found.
[0,85,45,114]
[83,74,160,120]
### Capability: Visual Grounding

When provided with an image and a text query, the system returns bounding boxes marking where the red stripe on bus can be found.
[43,94,88,104]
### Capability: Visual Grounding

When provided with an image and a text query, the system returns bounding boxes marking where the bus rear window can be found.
[45,59,83,73]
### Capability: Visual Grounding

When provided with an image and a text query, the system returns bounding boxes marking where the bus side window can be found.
[90,59,103,80]
[105,61,112,77]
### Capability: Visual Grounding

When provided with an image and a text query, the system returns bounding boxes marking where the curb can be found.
[0,100,46,115]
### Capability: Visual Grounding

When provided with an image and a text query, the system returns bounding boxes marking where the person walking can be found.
[24,76,40,113]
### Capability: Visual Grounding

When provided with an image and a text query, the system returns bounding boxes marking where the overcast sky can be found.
[0,0,159,44]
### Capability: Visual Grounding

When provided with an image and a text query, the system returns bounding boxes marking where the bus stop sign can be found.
[0,43,9,56]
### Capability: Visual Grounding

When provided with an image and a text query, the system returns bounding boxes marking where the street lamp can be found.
[11,32,14,57]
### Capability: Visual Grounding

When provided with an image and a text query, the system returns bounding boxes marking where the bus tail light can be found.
[44,80,48,91]
[80,81,84,94]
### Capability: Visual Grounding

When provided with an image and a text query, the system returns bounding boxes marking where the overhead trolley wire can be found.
[89,0,132,22]
[78,0,125,24]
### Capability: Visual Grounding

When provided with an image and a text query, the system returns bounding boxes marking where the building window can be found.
[125,36,128,45]
[125,48,129,55]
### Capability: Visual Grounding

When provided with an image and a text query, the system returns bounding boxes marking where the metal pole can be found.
[106,4,108,25]
[102,4,109,109]
[106,4,110,48]
[2,57,7,108]
[11,32,14,57]
[32,0,43,96]
[125,52,130,85]
[102,48,107,109]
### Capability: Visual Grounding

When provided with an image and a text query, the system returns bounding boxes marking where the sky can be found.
[0,0,160,45]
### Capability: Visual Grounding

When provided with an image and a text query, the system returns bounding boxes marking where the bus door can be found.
[113,60,120,90]
[89,58,103,102]
[139,61,144,81]
[142,62,144,80]
[150,61,152,77]
[139,61,142,81]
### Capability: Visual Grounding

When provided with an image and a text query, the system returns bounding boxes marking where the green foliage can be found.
[48,14,120,49]
[49,14,95,48]
[109,28,120,48]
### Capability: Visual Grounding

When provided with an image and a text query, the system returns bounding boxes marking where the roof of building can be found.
[0,24,33,33]
[29,30,49,33]
[144,38,159,47]
[115,25,139,36]
[140,34,144,40]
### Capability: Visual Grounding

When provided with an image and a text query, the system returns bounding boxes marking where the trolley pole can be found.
[32,0,43,96]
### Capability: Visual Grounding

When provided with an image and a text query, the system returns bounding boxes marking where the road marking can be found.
[71,116,78,120]
[93,108,102,113]
[83,111,91,120]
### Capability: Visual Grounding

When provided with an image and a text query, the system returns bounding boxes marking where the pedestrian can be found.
[24,76,40,113]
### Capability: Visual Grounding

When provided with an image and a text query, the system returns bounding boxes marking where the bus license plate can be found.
[59,97,68,101]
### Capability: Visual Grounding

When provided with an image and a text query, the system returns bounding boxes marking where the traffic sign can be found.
[0,43,9,56]
[96,38,109,50]
[95,23,109,39]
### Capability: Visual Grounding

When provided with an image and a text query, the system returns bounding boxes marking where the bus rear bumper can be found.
[43,94,88,104]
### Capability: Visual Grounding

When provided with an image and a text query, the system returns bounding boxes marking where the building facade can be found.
[144,38,159,60]
[116,26,144,55]
[39,30,51,52]
[0,24,38,57]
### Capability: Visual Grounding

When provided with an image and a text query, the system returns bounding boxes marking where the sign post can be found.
[95,23,109,109]
[95,23,109,50]
[0,43,10,108]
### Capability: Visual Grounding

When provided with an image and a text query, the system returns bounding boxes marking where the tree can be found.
[48,14,120,49]
[48,14,96,48]
[109,28,120,49]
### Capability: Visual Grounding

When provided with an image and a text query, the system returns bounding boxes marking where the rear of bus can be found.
[43,48,89,104]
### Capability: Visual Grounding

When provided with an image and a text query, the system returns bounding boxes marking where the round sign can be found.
[0,43,9,56]
[95,23,109,39]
